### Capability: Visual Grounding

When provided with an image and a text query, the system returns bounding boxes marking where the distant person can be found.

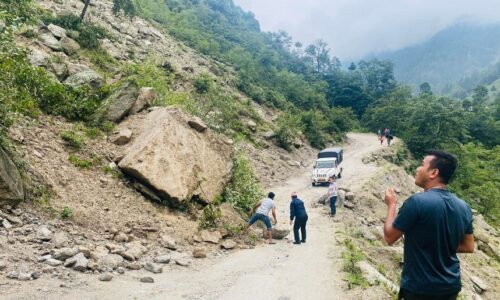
[385,128,393,146]
[383,150,474,300]
[289,192,308,245]
[379,134,384,145]
[247,192,278,244]
[326,176,338,217]
[378,129,382,136]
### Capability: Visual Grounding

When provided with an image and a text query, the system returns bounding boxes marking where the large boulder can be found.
[64,70,104,89]
[47,24,66,39]
[60,36,80,55]
[28,48,50,67]
[102,82,140,123]
[38,32,62,51]
[0,148,25,206]
[118,108,233,205]
[130,87,156,114]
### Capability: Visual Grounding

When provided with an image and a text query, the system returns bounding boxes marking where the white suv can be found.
[311,157,342,186]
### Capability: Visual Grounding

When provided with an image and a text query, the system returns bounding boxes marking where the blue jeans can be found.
[248,213,272,229]
[329,196,337,215]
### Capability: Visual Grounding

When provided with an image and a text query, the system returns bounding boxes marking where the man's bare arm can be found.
[383,188,404,245]
[457,234,474,253]
[272,207,277,224]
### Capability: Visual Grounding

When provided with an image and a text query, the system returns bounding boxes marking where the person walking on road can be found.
[289,192,308,245]
[383,150,474,300]
[247,192,278,244]
[327,176,338,217]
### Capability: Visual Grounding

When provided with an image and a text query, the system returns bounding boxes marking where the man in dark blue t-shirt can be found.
[383,150,474,300]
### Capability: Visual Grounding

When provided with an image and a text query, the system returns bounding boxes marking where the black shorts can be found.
[398,288,458,300]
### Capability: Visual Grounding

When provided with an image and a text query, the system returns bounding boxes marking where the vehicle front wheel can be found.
[311,182,316,187]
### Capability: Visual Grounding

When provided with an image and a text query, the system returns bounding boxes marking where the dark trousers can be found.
[398,288,458,300]
[329,196,337,215]
[293,215,308,242]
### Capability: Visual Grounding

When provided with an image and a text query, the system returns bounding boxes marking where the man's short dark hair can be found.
[425,149,458,184]
[268,192,275,199]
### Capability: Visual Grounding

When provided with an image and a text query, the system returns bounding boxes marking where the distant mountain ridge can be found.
[375,22,500,94]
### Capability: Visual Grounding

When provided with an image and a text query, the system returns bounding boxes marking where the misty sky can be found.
[234,0,500,61]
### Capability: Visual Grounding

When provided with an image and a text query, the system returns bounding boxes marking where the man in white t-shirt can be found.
[247,192,277,244]
[327,176,338,216]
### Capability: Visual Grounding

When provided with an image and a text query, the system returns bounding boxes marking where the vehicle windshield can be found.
[316,161,335,169]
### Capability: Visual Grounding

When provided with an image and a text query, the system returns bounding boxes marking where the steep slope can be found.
[376,22,500,93]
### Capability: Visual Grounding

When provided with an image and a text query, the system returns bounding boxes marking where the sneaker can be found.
[301,240,306,243]
[292,241,301,245]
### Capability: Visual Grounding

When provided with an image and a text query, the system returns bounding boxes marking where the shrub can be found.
[199,203,222,229]
[222,153,263,214]
[193,73,213,93]
[275,111,302,151]
[68,154,99,169]
[61,130,85,149]
[60,206,72,220]
[342,239,369,289]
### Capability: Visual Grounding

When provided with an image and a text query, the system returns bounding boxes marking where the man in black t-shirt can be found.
[383,150,474,300]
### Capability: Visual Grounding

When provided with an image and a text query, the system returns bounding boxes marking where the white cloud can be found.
[234,0,500,61]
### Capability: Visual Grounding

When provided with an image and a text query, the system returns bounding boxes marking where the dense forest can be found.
[0,0,498,226]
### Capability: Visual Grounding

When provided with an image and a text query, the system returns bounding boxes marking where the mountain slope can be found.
[376,22,500,93]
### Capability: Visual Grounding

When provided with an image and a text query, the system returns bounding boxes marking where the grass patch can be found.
[60,206,72,220]
[342,239,369,289]
[61,130,85,149]
[68,154,99,169]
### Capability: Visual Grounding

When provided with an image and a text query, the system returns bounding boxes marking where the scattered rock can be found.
[175,258,191,266]
[114,232,129,243]
[144,262,162,274]
[45,258,63,267]
[36,226,53,241]
[121,241,147,261]
[192,248,206,258]
[47,24,66,39]
[32,271,42,279]
[28,48,50,67]
[0,147,25,206]
[98,273,113,282]
[246,120,257,131]
[99,254,124,270]
[17,272,32,281]
[221,239,237,250]
[117,267,125,274]
[111,129,133,146]
[470,276,488,294]
[345,192,355,201]
[262,131,276,139]
[187,116,208,132]
[130,87,156,114]
[264,228,290,240]
[102,81,140,123]
[126,262,141,270]
[0,260,6,270]
[71,253,89,272]
[38,32,62,51]
[60,36,80,55]
[2,219,12,229]
[154,255,171,264]
[160,234,177,250]
[64,70,104,89]
[200,230,222,244]
[357,261,398,293]
[52,247,78,261]
[78,246,91,258]
[6,271,18,279]
[140,276,154,283]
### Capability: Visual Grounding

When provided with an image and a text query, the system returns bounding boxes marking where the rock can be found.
[6,271,18,279]
[117,267,125,274]
[221,239,237,250]
[36,226,53,241]
[264,228,290,240]
[2,219,12,229]
[64,256,77,267]
[0,260,7,270]
[28,48,50,67]
[192,248,206,258]
[72,253,88,271]
[112,129,133,146]
[471,276,488,294]
[47,24,66,39]
[38,32,62,51]
[144,262,163,274]
[130,87,156,114]
[475,231,490,244]
[52,247,78,261]
[106,243,125,254]
[37,255,52,262]
[154,255,171,264]
[32,271,42,279]
[118,108,233,205]
[140,276,154,283]
[246,120,257,131]
[344,201,355,210]
[357,261,398,293]
[98,273,113,282]
[60,36,80,55]
[121,241,147,261]
[200,230,222,244]
[345,192,355,201]
[114,232,129,243]
[78,246,91,258]
[126,262,141,270]
[175,258,191,266]
[337,190,346,207]
[187,116,208,132]
[45,258,63,267]
[18,272,32,281]
[102,81,140,123]
[160,234,177,250]
[99,254,124,270]
[64,70,104,89]
[90,245,109,261]
[262,131,276,139]
[0,148,25,206]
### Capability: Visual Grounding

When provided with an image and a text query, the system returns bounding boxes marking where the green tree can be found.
[419,82,433,95]
[113,0,137,18]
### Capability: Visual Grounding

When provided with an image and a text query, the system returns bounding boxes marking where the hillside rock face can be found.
[0,148,25,206]
[118,108,233,205]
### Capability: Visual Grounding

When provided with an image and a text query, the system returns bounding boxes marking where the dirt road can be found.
[7,133,384,300]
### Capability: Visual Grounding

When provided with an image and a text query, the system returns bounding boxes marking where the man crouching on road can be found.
[247,192,277,244]
[384,150,474,300]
